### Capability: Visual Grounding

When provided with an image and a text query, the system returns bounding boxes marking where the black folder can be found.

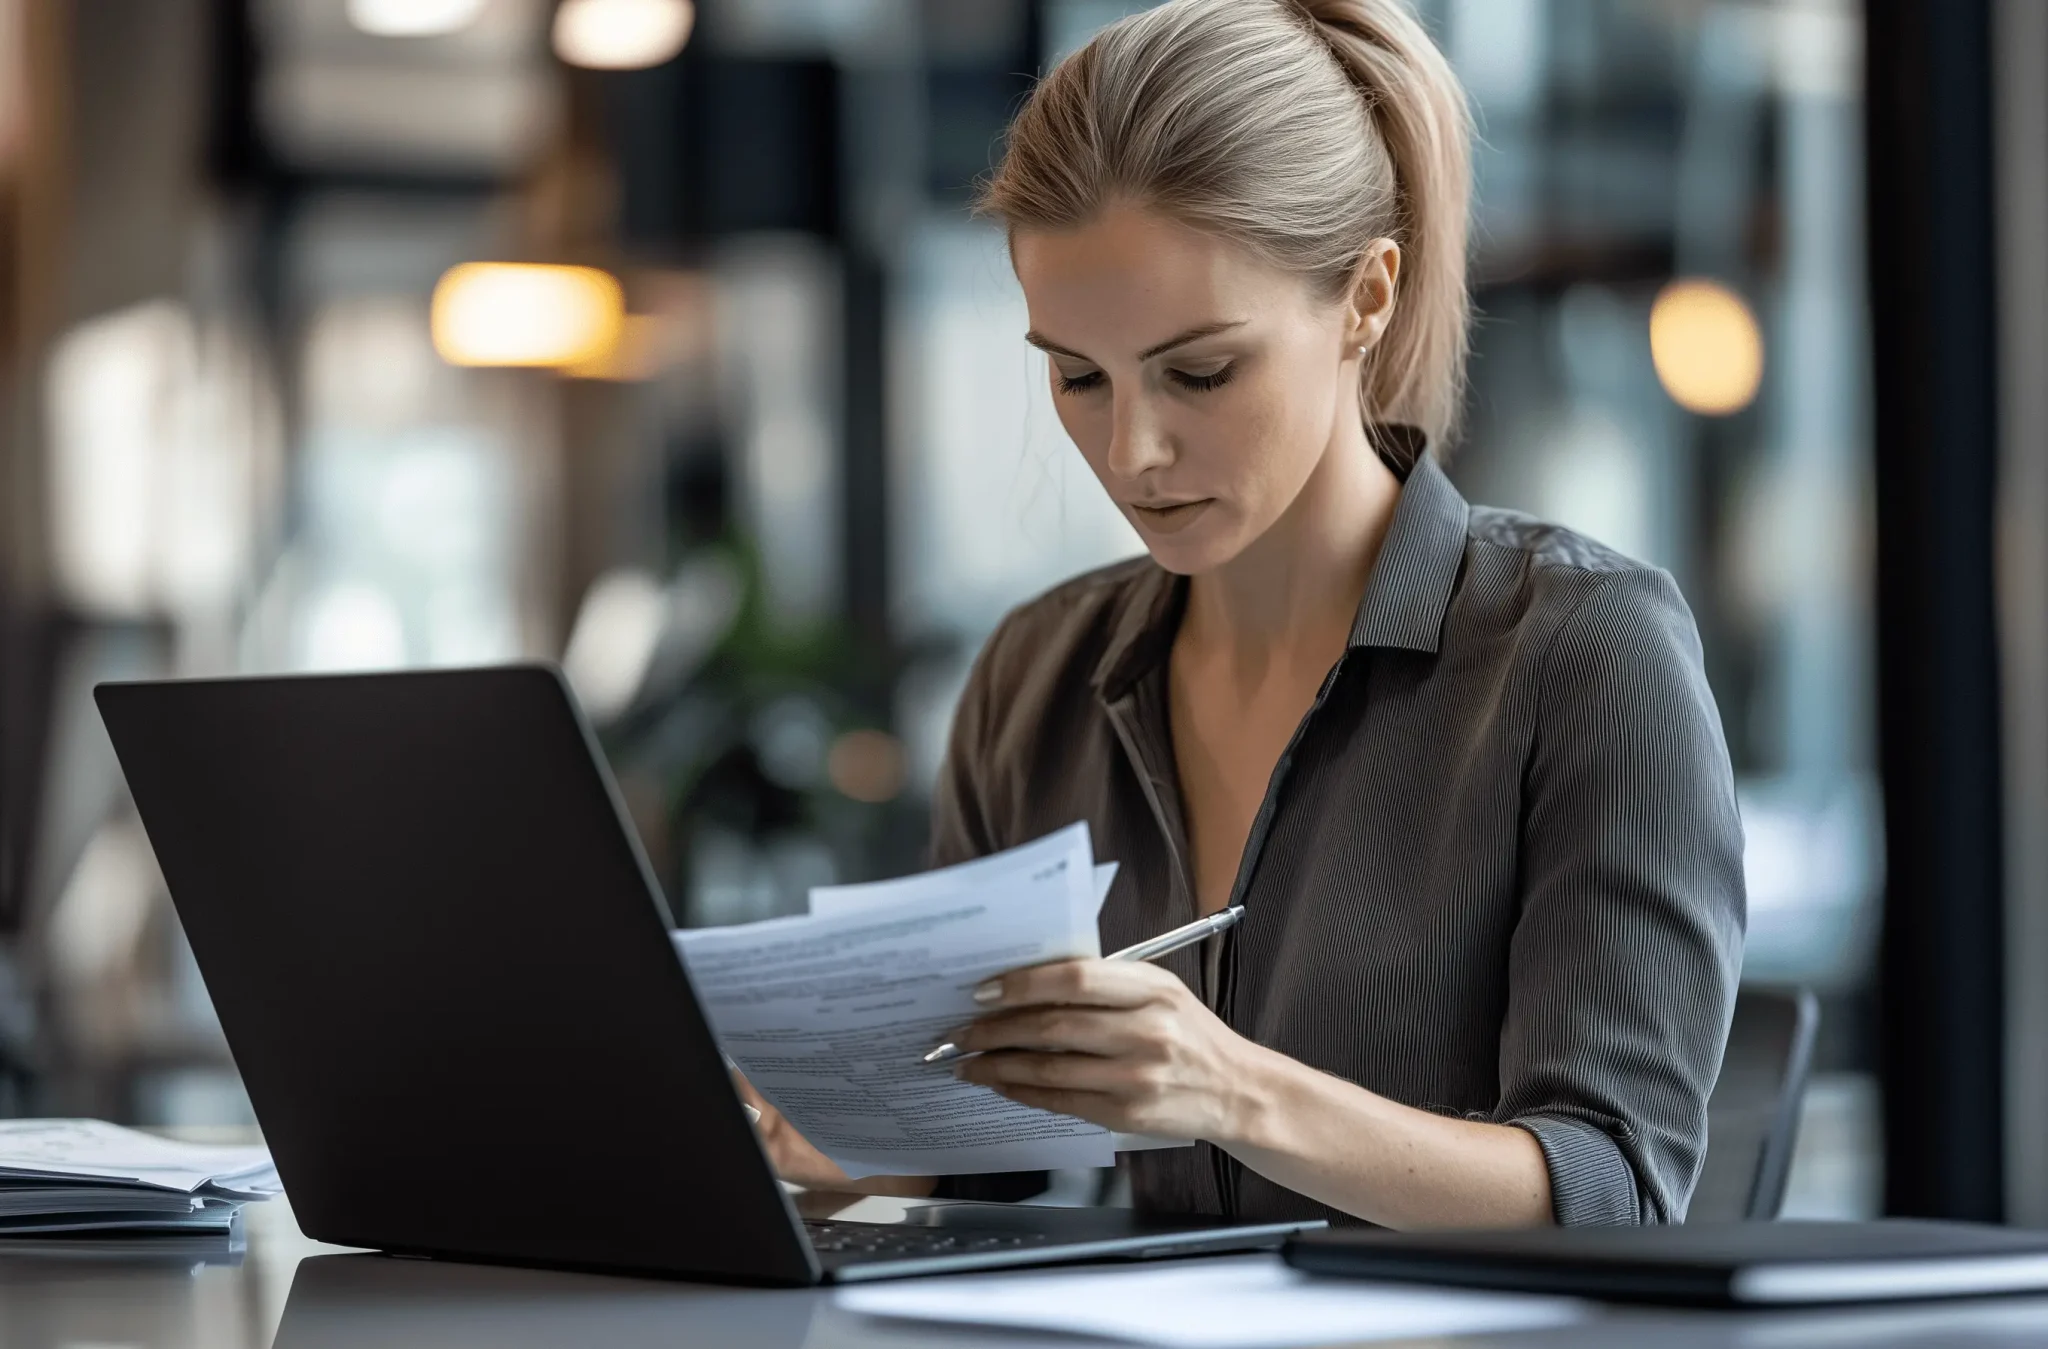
[1284,1221,2048,1307]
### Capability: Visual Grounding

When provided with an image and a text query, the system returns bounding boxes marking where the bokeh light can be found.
[828,730,908,804]
[552,0,695,71]
[562,568,668,722]
[1649,278,1765,416]
[430,262,624,369]
[346,0,489,38]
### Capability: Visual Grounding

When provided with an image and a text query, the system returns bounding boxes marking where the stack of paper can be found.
[0,1119,281,1236]
[674,823,1154,1178]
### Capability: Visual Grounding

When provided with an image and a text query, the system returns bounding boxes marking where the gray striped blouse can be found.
[929,448,1746,1226]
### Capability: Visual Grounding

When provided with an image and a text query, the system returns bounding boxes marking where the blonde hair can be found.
[978,0,1473,457]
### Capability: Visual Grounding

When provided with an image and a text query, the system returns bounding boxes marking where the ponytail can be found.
[981,0,1475,455]
[1294,1,1473,450]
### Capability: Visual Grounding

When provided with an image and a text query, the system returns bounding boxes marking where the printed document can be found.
[806,822,1109,928]
[0,1119,282,1237]
[812,853,1188,1154]
[834,1256,1587,1347]
[674,824,1119,1176]
[0,1119,277,1194]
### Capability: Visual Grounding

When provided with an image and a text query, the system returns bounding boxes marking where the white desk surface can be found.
[4,1196,2048,1349]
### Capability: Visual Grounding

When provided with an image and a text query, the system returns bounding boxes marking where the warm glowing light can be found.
[346,0,489,37]
[1649,279,1765,416]
[552,0,694,70]
[431,263,624,368]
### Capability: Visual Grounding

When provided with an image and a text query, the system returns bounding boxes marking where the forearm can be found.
[1219,1042,1553,1229]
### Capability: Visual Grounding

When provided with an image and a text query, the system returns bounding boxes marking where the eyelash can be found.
[1169,364,1236,393]
[1053,364,1237,396]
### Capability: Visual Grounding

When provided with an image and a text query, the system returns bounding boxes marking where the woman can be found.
[742,0,1744,1229]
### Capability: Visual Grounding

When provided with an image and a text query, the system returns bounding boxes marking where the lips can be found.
[1129,499,1214,535]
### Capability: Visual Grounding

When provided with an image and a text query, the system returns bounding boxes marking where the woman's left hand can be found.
[948,957,1269,1144]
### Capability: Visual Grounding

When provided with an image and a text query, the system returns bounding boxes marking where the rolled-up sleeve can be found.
[1496,566,1746,1225]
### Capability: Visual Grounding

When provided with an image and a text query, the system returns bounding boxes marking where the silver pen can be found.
[921,905,1245,1064]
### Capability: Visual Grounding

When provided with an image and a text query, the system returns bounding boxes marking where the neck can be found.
[1182,422,1403,662]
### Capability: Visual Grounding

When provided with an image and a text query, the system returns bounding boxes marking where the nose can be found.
[1104,390,1174,482]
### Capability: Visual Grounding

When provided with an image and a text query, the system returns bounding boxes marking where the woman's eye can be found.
[1167,363,1236,393]
[1054,368,1105,395]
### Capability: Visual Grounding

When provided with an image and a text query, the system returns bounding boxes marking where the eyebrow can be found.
[1024,320,1247,364]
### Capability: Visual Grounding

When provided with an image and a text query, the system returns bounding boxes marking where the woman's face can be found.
[1011,201,1382,575]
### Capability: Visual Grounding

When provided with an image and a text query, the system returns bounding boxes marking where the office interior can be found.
[0,0,2035,1260]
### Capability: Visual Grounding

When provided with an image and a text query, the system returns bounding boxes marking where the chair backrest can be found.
[1688,985,1820,1222]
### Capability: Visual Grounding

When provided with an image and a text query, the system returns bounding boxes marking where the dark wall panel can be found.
[1867,0,2006,1222]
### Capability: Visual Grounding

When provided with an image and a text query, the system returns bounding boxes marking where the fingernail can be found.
[972,980,1003,1004]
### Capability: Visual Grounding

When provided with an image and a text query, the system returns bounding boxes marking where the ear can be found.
[1344,240,1402,353]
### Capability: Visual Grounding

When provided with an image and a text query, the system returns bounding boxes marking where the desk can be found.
[4,1198,2048,1348]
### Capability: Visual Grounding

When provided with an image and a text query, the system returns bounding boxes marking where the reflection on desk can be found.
[274,1253,818,1349]
[6,1197,2048,1348]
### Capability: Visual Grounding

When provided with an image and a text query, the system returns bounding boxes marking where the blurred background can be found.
[0,0,2030,1227]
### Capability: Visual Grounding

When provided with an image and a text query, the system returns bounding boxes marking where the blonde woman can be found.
[742,0,1744,1228]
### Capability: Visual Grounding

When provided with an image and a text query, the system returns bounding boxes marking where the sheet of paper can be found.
[834,1256,1587,1347]
[203,1168,284,1200]
[812,855,1190,1155]
[0,1120,274,1193]
[674,835,1116,1177]
[811,859,1117,920]
[807,822,1099,937]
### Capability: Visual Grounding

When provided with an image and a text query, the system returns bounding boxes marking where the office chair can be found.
[1688,985,1821,1222]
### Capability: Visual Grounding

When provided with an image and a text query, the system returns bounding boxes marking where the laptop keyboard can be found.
[804,1219,1054,1259]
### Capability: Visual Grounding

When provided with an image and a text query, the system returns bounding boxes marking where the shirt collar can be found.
[1344,450,1470,654]
[1091,438,1471,700]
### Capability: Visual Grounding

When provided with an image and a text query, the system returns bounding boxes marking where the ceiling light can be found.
[1649,279,1766,417]
[552,0,694,70]
[347,0,490,38]
[431,262,624,369]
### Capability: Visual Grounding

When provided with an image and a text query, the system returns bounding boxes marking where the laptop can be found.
[95,666,1317,1284]
[1284,1221,2048,1307]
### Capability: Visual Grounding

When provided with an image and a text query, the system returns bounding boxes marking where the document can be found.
[833,1256,1587,1347]
[674,824,1119,1177]
[813,855,1187,1155]
[0,1119,277,1194]
[812,859,1118,922]
[805,822,1107,928]
[0,1119,282,1237]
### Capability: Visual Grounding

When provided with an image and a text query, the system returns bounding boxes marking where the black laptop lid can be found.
[96,666,817,1284]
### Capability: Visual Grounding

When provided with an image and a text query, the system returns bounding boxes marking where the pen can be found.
[921,905,1245,1064]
